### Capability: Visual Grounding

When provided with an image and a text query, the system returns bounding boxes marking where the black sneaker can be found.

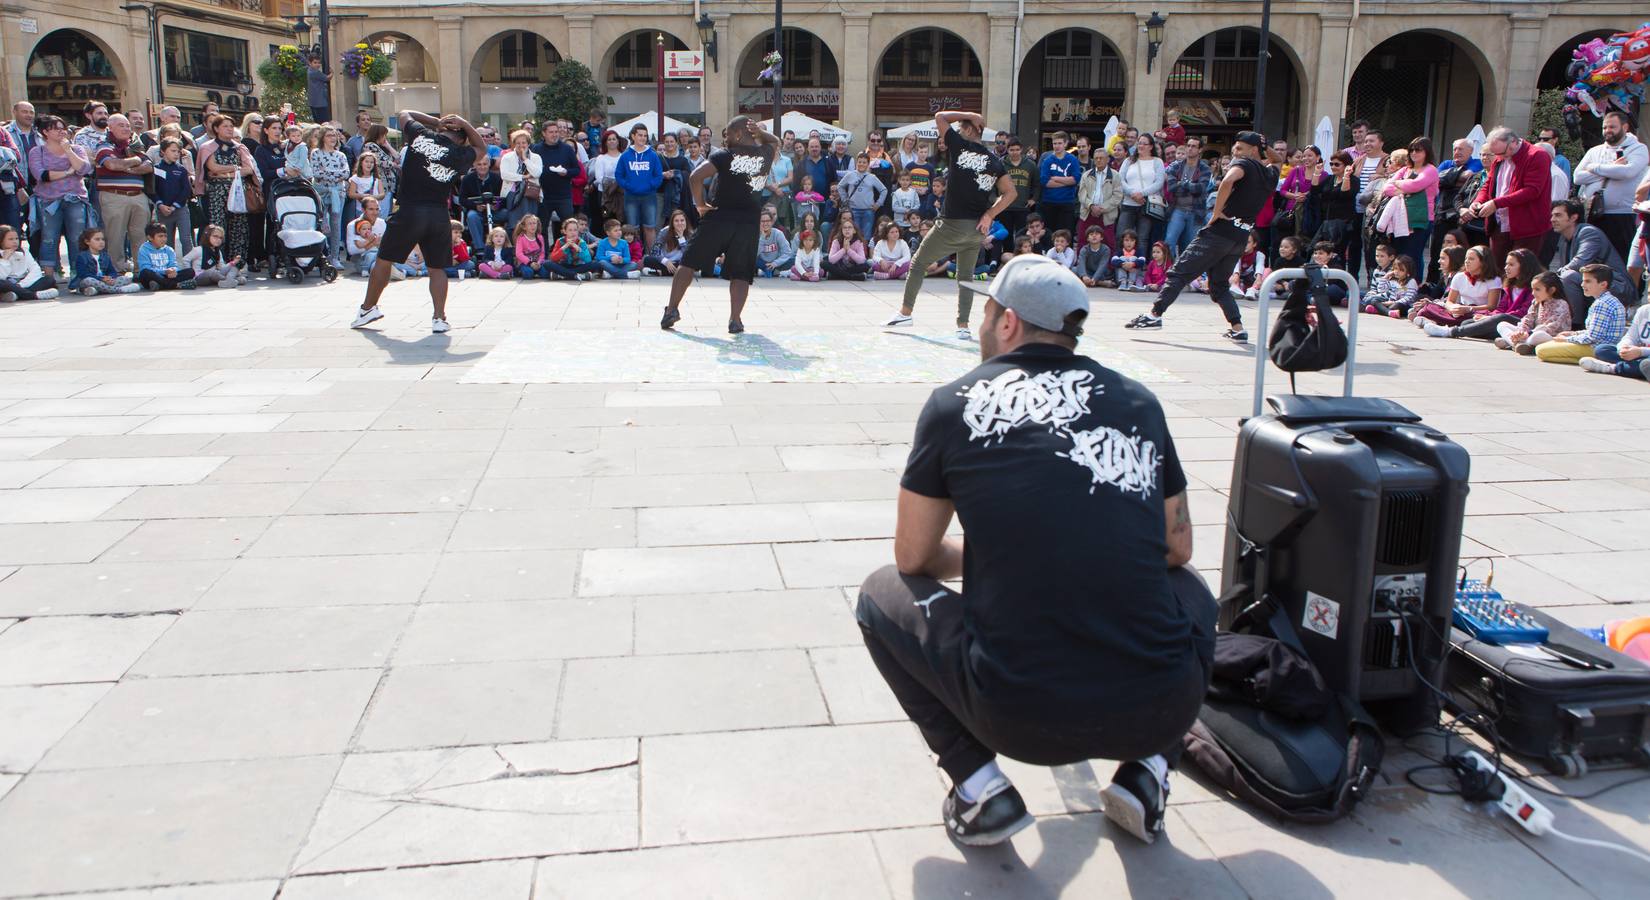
[1101,760,1168,844]
[1124,314,1163,329]
[941,777,1034,847]
[728,318,745,335]
[660,306,681,330]
[1222,327,1249,343]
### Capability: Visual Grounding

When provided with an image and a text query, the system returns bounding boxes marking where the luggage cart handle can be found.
[1251,267,1363,418]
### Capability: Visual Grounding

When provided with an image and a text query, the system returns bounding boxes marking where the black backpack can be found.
[1180,561,1384,823]
[1268,264,1348,391]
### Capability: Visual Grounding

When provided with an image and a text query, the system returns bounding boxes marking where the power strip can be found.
[1458,751,1554,836]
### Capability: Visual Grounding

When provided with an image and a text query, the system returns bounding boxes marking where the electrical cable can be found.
[1545,827,1650,866]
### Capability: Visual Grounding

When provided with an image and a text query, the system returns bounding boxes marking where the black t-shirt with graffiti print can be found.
[901,342,1193,709]
[707,143,775,214]
[396,119,476,209]
[940,132,1007,220]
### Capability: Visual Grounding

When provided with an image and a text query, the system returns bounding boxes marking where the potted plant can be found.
[341,43,396,85]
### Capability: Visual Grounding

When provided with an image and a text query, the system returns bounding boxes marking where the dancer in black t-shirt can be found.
[350,111,483,334]
[1124,131,1277,342]
[661,116,778,334]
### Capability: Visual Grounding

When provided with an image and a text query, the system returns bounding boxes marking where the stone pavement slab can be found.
[534,834,892,899]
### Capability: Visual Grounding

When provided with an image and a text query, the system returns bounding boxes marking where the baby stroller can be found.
[265,177,337,284]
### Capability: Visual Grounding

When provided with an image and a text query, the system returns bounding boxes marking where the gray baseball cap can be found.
[962,255,1089,336]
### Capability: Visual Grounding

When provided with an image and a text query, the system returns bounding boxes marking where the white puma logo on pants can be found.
[914,590,947,618]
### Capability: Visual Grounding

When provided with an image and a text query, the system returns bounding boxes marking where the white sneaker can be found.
[885,313,913,327]
[431,317,450,333]
[118,284,142,294]
[36,288,58,300]
[389,267,407,281]
[1578,357,1613,374]
[80,285,98,297]
[1421,321,1453,338]
[956,327,973,341]
[626,270,641,279]
[349,306,385,328]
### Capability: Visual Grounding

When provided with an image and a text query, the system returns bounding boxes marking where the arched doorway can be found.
[1162,27,1301,149]
[27,29,124,123]
[737,28,840,123]
[470,30,563,131]
[872,29,982,130]
[1015,28,1126,150]
[604,30,692,123]
[357,32,439,120]
[1535,30,1624,159]
[1345,32,1488,150]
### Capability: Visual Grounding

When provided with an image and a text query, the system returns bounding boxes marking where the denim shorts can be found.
[624,193,659,230]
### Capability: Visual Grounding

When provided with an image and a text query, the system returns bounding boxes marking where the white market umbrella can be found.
[1103,116,1120,146]
[609,111,697,140]
[759,111,852,144]
[885,120,998,142]
[1314,116,1335,157]
[1465,124,1486,158]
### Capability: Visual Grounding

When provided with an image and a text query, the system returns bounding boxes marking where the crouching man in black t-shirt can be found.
[857,255,1217,847]
[350,111,483,334]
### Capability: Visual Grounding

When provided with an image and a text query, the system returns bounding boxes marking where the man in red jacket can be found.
[1463,127,1552,261]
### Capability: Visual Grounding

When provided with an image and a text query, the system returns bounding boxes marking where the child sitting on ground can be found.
[902,211,924,250]
[135,223,195,291]
[1535,264,1629,364]
[70,229,139,296]
[621,225,645,266]
[546,217,596,281]
[1496,271,1570,355]
[1246,235,1304,301]
[1423,248,1537,340]
[477,226,515,279]
[444,221,474,278]
[643,210,692,276]
[790,230,824,282]
[1143,241,1171,292]
[1415,245,1499,328]
[180,224,242,288]
[1580,294,1650,380]
[1044,229,1077,271]
[1230,231,1266,295]
[792,176,826,235]
[755,211,794,277]
[0,224,59,300]
[1077,226,1110,287]
[594,219,639,279]
[1363,253,1419,317]
[1416,230,1467,301]
[514,215,550,279]
[871,222,912,280]
[1111,230,1146,291]
[393,247,428,280]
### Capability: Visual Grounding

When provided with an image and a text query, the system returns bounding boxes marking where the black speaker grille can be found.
[1376,489,1431,566]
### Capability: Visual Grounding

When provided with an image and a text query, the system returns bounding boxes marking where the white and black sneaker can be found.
[431,317,450,334]
[1101,759,1169,844]
[885,313,914,327]
[1222,327,1249,343]
[941,776,1034,847]
[349,306,385,328]
[1124,313,1163,329]
[955,327,973,342]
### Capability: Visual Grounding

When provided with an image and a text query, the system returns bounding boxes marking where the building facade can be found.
[0,0,304,127]
[5,1,1642,149]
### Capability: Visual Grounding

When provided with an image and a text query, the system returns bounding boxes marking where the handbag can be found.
[1144,193,1168,222]
[243,175,264,215]
[518,156,541,203]
[226,171,247,214]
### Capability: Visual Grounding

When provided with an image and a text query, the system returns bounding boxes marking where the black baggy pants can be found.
[1150,223,1246,327]
[855,564,1216,784]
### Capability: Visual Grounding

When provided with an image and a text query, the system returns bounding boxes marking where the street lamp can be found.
[1145,12,1166,73]
[291,14,312,50]
[695,14,718,72]
[235,72,255,95]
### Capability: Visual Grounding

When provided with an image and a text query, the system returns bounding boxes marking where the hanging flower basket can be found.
[758,51,782,82]
[257,45,308,93]
[341,43,396,85]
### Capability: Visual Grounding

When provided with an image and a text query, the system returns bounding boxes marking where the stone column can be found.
[1308,13,1354,149]
[1125,13,1163,131]
[986,12,1016,131]
[566,14,594,70]
[435,16,465,117]
[1500,14,1541,132]
[0,6,28,117]
[841,14,872,135]
[704,13,731,128]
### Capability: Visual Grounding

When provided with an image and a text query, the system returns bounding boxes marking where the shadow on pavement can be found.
[353,330,488,366]
[667,331,817,372]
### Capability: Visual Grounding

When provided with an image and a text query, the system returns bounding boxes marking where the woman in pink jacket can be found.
[1382,136,1440,281]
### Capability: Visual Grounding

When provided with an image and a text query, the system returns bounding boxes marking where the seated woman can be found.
[1413,245,1499,328]
[1422,248,1537,339]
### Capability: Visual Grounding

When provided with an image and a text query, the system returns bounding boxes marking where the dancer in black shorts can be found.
[350,111,483,334]
[661,116,778,334]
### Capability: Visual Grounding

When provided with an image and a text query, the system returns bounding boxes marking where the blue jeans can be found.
[319,185,345,261]
[623,193,658,231]
[357,248,379,275]
[36,196,90,271]
[464,210,493,250]
[1592,344,1650,380]
[597,259,638,277]
[1398,226,1432,284]
[516,262,550,279]
[1164,208,1199,257]
[851,209,875,244]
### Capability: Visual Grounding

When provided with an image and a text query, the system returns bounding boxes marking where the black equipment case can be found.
[1446,604,1650,777]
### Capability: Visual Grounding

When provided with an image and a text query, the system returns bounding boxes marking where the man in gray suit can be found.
[1547,199,1633,326]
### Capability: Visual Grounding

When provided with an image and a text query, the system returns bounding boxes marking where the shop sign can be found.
[27,80,119,104]
[737,87,840,109]
[204,90,261,112]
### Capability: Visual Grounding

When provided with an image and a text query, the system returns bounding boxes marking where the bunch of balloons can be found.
[1563,24,1650,137]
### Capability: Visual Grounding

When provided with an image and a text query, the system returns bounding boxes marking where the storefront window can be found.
[26,29,121,121]
[165,26,251,91]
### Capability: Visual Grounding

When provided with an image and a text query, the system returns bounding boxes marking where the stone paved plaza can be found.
[0,274,1645,899]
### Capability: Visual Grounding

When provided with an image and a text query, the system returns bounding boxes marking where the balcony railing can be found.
[1166,59,1256,94]
[1043,57,1125,92]
[611,65,654,83]
[495,64,556,83]
[166,61,248,90]
[191,0,276,15]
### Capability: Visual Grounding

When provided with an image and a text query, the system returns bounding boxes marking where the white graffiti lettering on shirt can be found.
[975,174,996,191]
[955,150,990,173]
[1059,425,1160,497]
[729,155,766,176]
[959,368,1096,443]
[410,135,448,162]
